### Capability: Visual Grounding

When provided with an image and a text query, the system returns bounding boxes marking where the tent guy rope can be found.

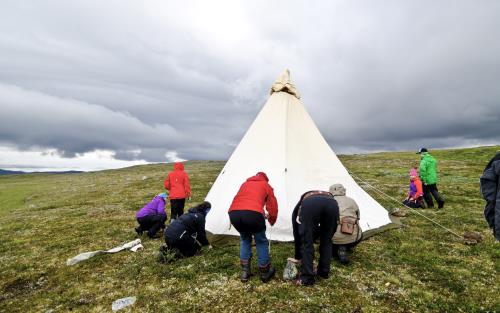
[348,171,463,239]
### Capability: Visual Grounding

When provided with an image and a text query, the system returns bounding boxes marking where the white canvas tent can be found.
[205,70,391,241]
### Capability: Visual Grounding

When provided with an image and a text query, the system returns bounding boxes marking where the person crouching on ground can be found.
[135,192,168,238]
[292,190,339,286]
[162,201,212,258]
[402,168,425,208]
[330,184,363,265]
[228,172,278,283]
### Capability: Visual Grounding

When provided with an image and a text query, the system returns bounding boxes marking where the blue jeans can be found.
[239,231,270,267]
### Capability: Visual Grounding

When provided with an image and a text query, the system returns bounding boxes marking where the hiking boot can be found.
[135,227,143,237]
[259,263,276,283]
[438,201,445,209]
[294,278,314,286]
[240,259,251,282]
[338,246,349,265]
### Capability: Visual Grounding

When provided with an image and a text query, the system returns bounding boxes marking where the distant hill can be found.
[0,169,83,175]
[0,169,26,175]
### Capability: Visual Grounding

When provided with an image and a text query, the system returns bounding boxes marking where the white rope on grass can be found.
[348,171,463,239]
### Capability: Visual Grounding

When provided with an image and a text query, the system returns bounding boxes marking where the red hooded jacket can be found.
[164,162,191,200]
[228,173,278,225]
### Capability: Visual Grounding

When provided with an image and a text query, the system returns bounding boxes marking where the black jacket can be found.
[164,208,209,246]
[480,153,500,241]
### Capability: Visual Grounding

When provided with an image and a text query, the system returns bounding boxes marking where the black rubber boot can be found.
[338,246,349,265]
[240,259,251,282]
[135,227,143,237]
[259,263,276,283]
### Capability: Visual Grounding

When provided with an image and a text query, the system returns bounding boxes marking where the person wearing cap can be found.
[480,152,500,241]
[162,201,212,258]
[135,193,168,238]
[330,184,363,265]
[292,190,339,286]
[402,167,425,208]
[228,172,278,283]
[417,148,445,208]
[164,162,191,222]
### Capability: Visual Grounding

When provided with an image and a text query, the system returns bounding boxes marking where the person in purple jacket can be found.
[135,192,168,238]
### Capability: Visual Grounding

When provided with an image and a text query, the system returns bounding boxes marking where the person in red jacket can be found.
[164,162,191,222]
[228,172,278,283]
[402,167,425,208]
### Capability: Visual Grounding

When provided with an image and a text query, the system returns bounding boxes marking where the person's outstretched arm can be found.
[184,173,191,198]
[265,185,278,225]
[196,218,209,246]
[164,174,171,190]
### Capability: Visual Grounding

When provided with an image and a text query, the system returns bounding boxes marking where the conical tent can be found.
[205,70,391,241]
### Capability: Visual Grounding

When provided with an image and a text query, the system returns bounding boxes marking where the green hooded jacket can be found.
[419,152,438,185]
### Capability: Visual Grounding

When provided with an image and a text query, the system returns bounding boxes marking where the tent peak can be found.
[270,69,301,99]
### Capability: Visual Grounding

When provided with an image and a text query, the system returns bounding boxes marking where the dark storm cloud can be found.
[0,0,499,165]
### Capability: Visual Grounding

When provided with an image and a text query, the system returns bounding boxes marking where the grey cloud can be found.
[0,1,499,165]
[0,84,180,158]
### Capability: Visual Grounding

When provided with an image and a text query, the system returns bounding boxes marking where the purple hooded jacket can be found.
[136,196,166,218]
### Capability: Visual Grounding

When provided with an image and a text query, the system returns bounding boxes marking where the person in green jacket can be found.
[418,148,445,208]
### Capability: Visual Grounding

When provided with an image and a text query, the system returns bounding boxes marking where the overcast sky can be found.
[1,1,499,171]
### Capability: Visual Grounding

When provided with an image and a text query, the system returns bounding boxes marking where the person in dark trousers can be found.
[162,201,212,258]
[135,193,168,238]
[480,152,500,241]
[292,190,339,286]
[228,172,278,283]
[164,162,191,222]
[418,148,445,208]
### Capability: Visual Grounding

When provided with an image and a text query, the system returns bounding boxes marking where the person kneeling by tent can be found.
[228,172,278,283]
[292,190,339,286]
[402,168,425,209]
[330,184,363,265]
[135,192,168,238]
[161,202,212,259]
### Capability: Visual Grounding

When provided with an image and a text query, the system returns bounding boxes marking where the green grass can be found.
[0,147,499,312]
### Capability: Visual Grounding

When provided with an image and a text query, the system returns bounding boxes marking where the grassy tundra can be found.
[0,147,499,312]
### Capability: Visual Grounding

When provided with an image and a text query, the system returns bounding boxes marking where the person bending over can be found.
[330,184,363,264]
[228,172,278,283]
[162,201,212,259]
[135,192,168,238]
[292,190,339,286]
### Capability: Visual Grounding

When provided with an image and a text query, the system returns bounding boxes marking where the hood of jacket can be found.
[329,184,346,196]
[174,162,184,171]
[247,172,269,182]
[188,201,211,216]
